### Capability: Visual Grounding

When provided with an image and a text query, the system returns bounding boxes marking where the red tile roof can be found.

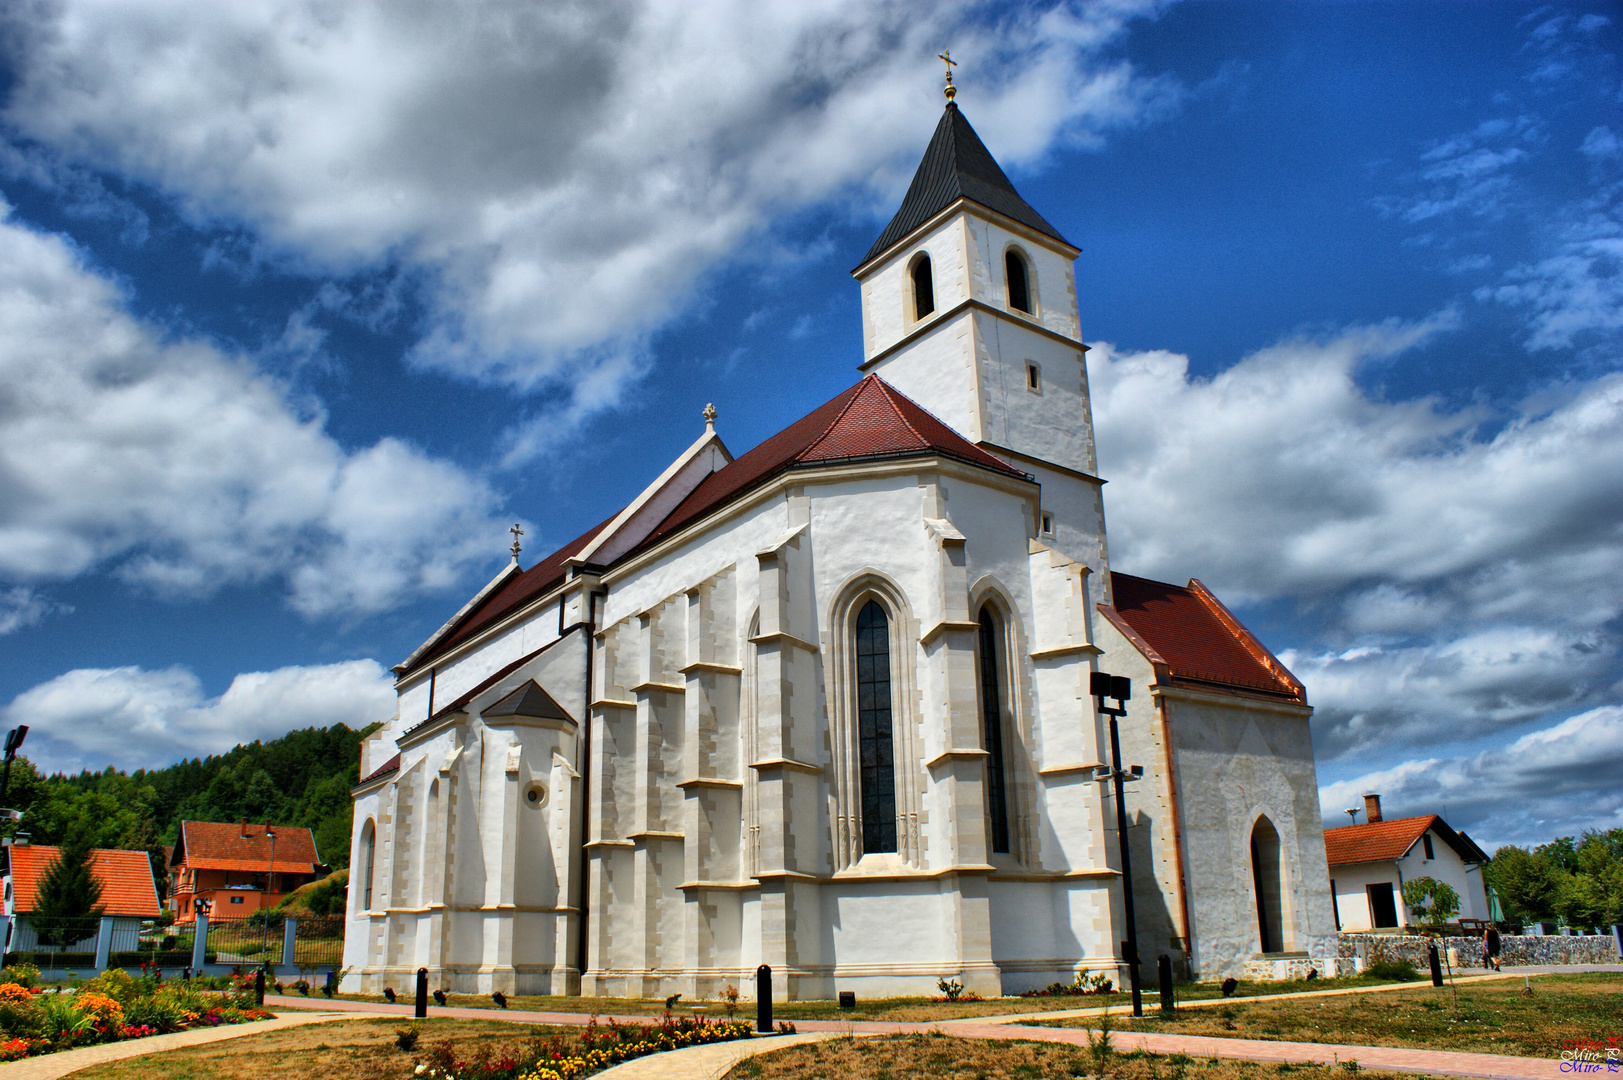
[7,845,160,918]
[400,376,1028,675]
[1324,814,1489,867]
[174,821,320,875]
[1104,573,1305,700]
[357,752,400,787]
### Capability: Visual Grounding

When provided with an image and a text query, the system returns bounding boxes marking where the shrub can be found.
[1365,960,1419,982]
[0,962,39,989]
[75,992,124,1028]
[0,993,46,1039]
[396,1023,421,1051]
[0,984,33,1005]
[81,969,136,1005]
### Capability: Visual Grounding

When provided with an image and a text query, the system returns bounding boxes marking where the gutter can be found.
[1155,693,1196,970]
[574,584,605,984]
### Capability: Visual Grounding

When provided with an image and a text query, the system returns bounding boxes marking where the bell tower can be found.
[851,99,1098,484]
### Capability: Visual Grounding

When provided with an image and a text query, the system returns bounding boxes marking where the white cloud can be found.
[0,587,66,635]
[1,660,397,774]
[1478,181,1623,352]
[0,202,513,617]
[1091,321,1623,757]
[0,0,1176,453]
[1319,707,1623,850]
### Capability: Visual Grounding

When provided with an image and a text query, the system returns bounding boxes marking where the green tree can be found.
[32,836,106,947]
[1400,875,1460,932]
[1484,845,1565,923]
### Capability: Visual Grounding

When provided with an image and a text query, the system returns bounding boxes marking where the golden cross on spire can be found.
[509,522,524,558]
[938,50,957,102]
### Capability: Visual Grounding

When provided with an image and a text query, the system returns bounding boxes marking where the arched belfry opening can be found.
[1005,250,1030,313]
[910,253,935,320]
[1250,816,1285,953]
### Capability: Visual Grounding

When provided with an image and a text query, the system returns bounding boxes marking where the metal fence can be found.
[3,912,344,973]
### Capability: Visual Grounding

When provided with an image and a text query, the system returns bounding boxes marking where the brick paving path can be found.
[0,1012,349,1080]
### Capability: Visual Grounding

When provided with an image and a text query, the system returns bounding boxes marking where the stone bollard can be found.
[191,914,209,974]
[1427,943,1443,987]
[254,969,265,1006]
[415,967,429,1019]
[756,965,772,1033]
[1158,955,1175,1014]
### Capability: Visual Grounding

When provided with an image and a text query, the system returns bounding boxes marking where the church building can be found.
[342,85,1338,999]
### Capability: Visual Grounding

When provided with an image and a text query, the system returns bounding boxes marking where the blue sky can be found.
[0,1,1618,850]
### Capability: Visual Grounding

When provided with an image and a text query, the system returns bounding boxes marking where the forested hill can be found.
[1,723,377,883]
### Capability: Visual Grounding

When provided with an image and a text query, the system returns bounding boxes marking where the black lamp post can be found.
[1091,671,1145,1018]
[0,725,29,813]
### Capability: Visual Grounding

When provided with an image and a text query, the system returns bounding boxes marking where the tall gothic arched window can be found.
[978,608,1011,854]
[911,254,935,320]
[1005,250,1031,313]
[359,818,376,911]
[856,600,897,854]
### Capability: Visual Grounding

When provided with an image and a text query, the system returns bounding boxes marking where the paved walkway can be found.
[14,965,1609,1080]
[0,1012,349,1080]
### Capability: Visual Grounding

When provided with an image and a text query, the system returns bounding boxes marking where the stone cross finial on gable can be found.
[509,522,524,559]
[703,402,717,432]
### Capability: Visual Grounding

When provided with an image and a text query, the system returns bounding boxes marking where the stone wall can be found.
[1337,932,1620,969]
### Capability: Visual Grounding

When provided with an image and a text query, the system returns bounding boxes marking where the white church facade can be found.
[342,95,1338,999]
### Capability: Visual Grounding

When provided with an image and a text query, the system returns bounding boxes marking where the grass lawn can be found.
[1045,972,1622,1057]
[66,1017,579,1080]
[722,1033,1432,1080]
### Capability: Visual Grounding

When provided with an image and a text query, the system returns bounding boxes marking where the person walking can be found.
[1482,926,1501,971]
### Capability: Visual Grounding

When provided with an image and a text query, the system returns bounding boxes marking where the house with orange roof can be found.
[170,821,322,922]
[3,838,161,955]
[1323,793,1491,931]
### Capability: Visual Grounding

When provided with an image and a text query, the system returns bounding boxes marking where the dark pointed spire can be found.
[858,103,1073,269]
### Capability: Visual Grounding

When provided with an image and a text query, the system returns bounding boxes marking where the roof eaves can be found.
[394,560,522,676]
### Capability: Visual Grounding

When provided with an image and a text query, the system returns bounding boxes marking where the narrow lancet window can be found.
[359,819,376,910]
[911,254,935,319]
[978,609,1011,854]
[856,600,898,854]
[1006,251,1030,313]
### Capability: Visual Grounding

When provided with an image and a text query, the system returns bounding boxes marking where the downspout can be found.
[1156,693,1195,975]
[427,667,437,720]
[574,586,603,983]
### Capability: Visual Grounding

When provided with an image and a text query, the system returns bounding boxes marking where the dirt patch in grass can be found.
[722,1033,1432,1080]
[1047,972,1622,1057]
[67,1017,577,1080]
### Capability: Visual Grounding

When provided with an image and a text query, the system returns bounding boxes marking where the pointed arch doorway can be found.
[1250,816,1285,954]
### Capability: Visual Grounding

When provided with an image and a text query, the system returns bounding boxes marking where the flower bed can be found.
[0,963,273,1062]
[413,1013,759,1080]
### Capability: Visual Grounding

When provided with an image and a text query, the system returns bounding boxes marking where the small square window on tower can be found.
[1041,512,1054,535]
[1026,362,1041,393]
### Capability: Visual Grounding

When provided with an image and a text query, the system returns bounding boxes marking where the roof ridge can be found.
[796,377,883,461]
[871,378,932,449]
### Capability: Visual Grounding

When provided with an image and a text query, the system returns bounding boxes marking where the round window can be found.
[524,781,548,808]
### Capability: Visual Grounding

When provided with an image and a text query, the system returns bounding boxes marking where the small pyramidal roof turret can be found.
[859,102,1073,268]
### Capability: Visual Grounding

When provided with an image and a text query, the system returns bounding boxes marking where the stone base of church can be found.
[344,963,579,996]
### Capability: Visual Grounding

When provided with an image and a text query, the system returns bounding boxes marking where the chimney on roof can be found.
[13,833,27,846]
[1363,793,1383,824]
[240,819,248,839]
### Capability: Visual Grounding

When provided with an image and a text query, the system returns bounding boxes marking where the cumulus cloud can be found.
[1,660,397,774]
[0,0,1175,452]
[0,202,513,617]
[1319,707,1623,849]
[1091,322,1623,758]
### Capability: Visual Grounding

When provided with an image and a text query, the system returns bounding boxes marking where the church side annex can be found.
[341,82,1338,1000]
